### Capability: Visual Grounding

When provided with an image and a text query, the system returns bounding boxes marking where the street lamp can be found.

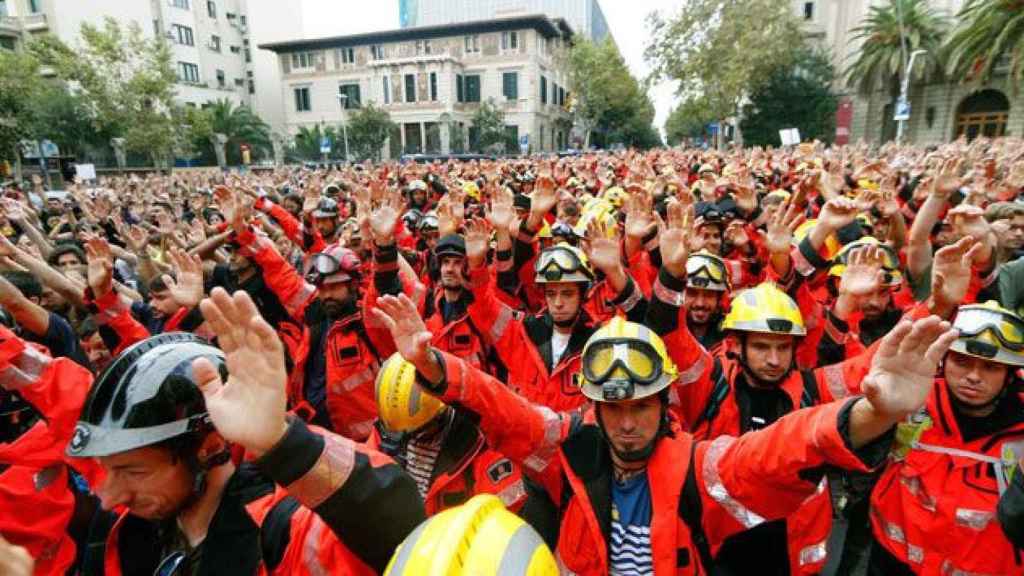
[336,93,351,163]
[896,49,927,143]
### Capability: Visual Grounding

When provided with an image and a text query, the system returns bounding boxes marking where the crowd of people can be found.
[1,135,1023,575]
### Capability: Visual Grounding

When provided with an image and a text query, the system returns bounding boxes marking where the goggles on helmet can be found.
[686,254,728,287]
[535,246,590,283]
[837,242,900,272]
[955,306,1024,353]
[305,251,357,285]
[582,338,665,389]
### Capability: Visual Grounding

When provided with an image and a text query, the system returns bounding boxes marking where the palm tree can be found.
[844,0,949,96]
[203,98,271,164]
[292,124,340,161]
[945,0,1024,88]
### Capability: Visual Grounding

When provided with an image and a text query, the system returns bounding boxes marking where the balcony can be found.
[0,16,21,35]
[22,12,47,31]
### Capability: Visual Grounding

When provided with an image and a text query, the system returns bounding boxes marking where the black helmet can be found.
[313,198,339,219]
[402,209,423,230]
[67,333,226,458]
[434,234,466,259]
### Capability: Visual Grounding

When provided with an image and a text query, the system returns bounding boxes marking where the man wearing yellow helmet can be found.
[371,248,961,576]
[683,251,731,351]
[367,353,529,516]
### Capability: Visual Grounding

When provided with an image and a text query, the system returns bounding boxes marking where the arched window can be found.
[955,90,1010,140]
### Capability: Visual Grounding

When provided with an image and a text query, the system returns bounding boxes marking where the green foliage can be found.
[945,0,1024,88]
[844,0,948,95]
[188,99,271,165]
[346,103,397,161]
[0,50,44,162]
[30,17,179,165]
[664,99,716,146]
[741,49,840,146]
[292,125,340,161]
[567,36,661,149]
[647,0,802,124]
[469,99,507,153]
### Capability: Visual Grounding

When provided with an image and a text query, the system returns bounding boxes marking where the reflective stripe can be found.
[335,366,376,393]
[941,560,1000,576]
[677,354,708,386]
[0,345,51,391]
[346,418,375,441]
[490,304,515,342]
[616,280,643,312]
[823,315,846,344]
[791,245,816,277]
[798,541,827,566]
[497,523,549,575]
[523,406,563,473]
[496,479,527,508]
[954,508,994,531]
[822,363,848,400]
[285,432,355,509]
[911,442,1002,465]
[702,437,766,529]
[907,544,923,564]
[555,551,578,575]
[652,278,685,307]
[899,475,936,512]
[872,506,925,563]
[287,282,317,315]
[301,517,329,576]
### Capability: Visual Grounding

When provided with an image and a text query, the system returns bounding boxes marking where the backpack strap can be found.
[260,496,302,571]
[680,442,714,572]
[800,369,820,408]
[690,358,729,433]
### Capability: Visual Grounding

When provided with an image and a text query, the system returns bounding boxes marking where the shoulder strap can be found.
[260,496,302,571]
[691,358,729,432]
[679,442,714,572]
[800,369,820,408]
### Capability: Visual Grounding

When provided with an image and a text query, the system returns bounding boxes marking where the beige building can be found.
[259,14,575,158]
[794,0,1023,144]
[0,0,254,109]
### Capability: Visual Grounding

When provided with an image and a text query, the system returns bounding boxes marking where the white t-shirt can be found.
[550,330,571,370]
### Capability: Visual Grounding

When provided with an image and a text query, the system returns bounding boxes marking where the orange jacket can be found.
[426,349,884,575]
[0,328,103,576]
[423,288,494,374]
[367,411,527,516]
[101,418,424,575]
[237,228,395,439]
[870,381,1024,575]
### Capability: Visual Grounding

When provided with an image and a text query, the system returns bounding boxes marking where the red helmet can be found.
[306,244,362,286]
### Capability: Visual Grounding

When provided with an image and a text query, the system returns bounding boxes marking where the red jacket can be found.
[422,288,494,373]
[237,228,395,440]
[254,197,327,256]
[870,381,1024,575]
[0,328,102,576]
[427,349,883,575]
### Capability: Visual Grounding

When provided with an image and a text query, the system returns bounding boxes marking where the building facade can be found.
[795,0,1023,145]
[0,0,254,109]
[260,15,575,158]
[399,0,609,42]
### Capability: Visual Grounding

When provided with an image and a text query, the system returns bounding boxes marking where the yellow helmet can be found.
[375,353,447,433]
[794,219,841,261]
[828,237,903,286]
[722,283,806,336]
[385,494,558,576]
[686,251,730,292]
[462,180,481,202]
[573,197,617,239]
[534,243,593,285]
[537,220,552,240]
[949,302,1024,367]
[602,186,628,209]
[580,317,679,402]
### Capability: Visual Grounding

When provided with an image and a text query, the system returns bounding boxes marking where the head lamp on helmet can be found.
[950,302,1024,367]
[686,252,729,292]
[579,318,678,402]
[534,244,593,285]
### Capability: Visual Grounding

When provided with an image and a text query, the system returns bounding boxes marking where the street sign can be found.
[40,140,59,158]
[779,128,801,147]
[320,137,331,154]
[894,98,911,121]
[519,134,529,155]
[74,164,97,181]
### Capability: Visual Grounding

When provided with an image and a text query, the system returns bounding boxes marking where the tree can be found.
[346,103,396,161]
[0,50,45,165]
[945,0,1024,88]
[664,100,715,146]
[844,0,948,96]
[567,36,661,149]
[741,48,839,146]
[190,99,271,165]
[292,125,339,161]
[30,17,179,166]
[469,99,506,153]
[647,0,802,146]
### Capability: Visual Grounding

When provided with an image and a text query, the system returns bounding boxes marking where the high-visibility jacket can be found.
[367,410,527,516]
[99,419,425,575]
[869,380,1024,575]
[237,228,395,439]
[425,349,885,575]
[0,328,103,576]
[423,288,494,373]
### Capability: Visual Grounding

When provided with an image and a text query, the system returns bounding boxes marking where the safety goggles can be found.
[582,338,665,388]
[686,255,728,284]
[304,252,355,285]
[535,247,588,282]
[837,243,901,272]
[956,307,1024,352]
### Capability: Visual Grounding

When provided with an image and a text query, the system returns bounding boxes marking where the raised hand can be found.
[463,218,490,269]
[530,175,559,220]
[370,189,402,246]
[372,293,434,369]
[624,188,656,242]
[817,197,859,233]
[932,158,963,200]
[732,174,758,215]
[124,225,150,255]
[1,198,26,222]
[948,204,991,243]
[162,248,204,308]
[485,186,515,233]
[931,236,983,316]
[84,237,114,298]
[193,288,289,456]
[861,316,958,421]
[435,194,458,239]
[764,199,805,255]
[839,246,886,297]
[302,177,321,215]
[656,199,694,279]
[584,217,622,275]
[724,220,750,251]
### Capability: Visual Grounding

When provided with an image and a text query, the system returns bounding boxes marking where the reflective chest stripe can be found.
[910,441,1009,494]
